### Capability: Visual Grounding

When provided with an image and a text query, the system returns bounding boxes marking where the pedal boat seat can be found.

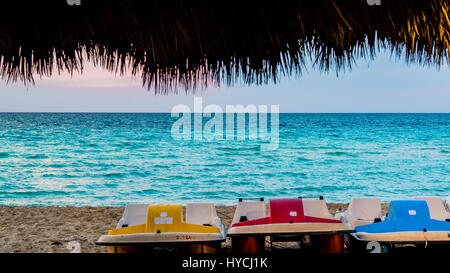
[412,196,450,221]
[336,197,383,228]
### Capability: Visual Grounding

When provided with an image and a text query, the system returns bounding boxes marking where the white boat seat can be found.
[446,196,450,211]
[231,200,266,225]
[117,204,150,228]
[340,197,382,227]
[412,196,450,221]
[303,199,333,219]
[186,203,221,228]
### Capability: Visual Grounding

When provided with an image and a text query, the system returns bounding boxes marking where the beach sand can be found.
[0,204,389,253]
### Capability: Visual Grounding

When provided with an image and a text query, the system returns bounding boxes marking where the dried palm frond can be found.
[0,0,448,93]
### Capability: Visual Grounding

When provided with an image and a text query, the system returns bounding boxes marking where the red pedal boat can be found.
[228,197,354,253]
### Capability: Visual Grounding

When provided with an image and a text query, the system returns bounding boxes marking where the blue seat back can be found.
[386,200,430,224]
[356,200,450,233]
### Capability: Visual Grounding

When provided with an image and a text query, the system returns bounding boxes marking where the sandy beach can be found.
[0,203,389,253]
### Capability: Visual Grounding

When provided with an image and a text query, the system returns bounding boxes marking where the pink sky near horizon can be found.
[34,63,143,90]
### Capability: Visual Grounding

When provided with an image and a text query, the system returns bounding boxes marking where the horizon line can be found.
[0,112,449,114]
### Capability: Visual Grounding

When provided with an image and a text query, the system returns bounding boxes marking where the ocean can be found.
[0,113,448,206]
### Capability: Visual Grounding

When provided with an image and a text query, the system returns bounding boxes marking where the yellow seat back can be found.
[106,204,221,238]
[146,204,183,233]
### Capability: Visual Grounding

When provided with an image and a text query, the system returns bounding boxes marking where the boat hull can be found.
[346,232,450,253]
[354,231,450,243]
[96,232,225,245]
[107,241,222,253]
[228,222,353,236]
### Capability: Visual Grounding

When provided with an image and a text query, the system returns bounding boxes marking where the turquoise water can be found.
[0,113,448,206]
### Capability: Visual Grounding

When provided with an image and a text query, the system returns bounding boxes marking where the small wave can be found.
[130,188,164,194]
[440,150,450,154]
[298,146,333,150]
[168,174,195,180]
[365,151,382,155]
[190,190,237,198]
[325,151,356,157]
[276,171,308,178]
[129,171,153,177]
[325,151,346,156]
[217,146,260,152]
[362,171,388,175]
[257,172,276,178]
[418,147,436,151]
[153,164,170,169]
[102,182,119,188]
[103,172,126,178]
[217,152,235,156]
[0,152,10,158]
[159,154,177,159]
[26,154,48,159]
[24,136,44,141]
[115,141,143,148]
[19,163,37,168]
[41,173,78,178]
[87,143,99,147]
[296,157,312,162]
[197,167,213,172]
[262,154,275,159]
[205,163,233,168]
[48,163,67,168]
[291,184,363,192]
[245,190,278,197]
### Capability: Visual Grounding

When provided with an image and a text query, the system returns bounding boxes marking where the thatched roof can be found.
[0,0,449,92]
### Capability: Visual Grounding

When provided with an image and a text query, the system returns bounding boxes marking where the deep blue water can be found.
[0,113,448,206]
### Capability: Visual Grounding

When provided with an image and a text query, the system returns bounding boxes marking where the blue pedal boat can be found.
[353,200,450,246]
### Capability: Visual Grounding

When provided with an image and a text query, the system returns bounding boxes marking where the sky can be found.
[0,50,449,113]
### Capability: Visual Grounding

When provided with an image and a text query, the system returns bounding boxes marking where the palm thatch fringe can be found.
[0,0,449,93]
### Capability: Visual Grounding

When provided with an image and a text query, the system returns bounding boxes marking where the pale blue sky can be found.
[0,50,449,113]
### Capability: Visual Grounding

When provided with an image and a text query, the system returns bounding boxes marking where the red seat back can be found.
[269,199,305,223]
[232,198,342,227]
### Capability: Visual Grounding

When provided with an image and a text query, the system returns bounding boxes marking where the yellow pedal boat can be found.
[96,203,226,253]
